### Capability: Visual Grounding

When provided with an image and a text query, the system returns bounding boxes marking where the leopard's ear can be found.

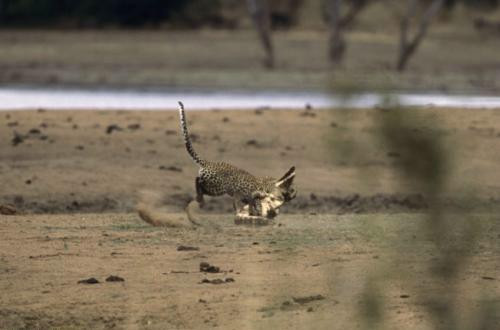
[275,166,295,188]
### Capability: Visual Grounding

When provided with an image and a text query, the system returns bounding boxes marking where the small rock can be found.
[292,295,325,304]
[159,165,182,172]
[106,275,125,282]
[0,204,17,215]
[75,145,84,150]
[165,130,176,135]
[200,262,220,273]
[25,179,32,185]
[199,299,207,303]
[78,277,99,284]
[106,124,122,134]
[222,117,230,122]
[400,294,410,299]
[127,123,141,130]
[246,139,259,147]
[199,278,234,285]
[177,245,199,251]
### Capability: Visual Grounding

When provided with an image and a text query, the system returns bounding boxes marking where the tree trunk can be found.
[247,0,274,69]
[397,0,444,72]
[328,0,346,64]
[339,0,368,28]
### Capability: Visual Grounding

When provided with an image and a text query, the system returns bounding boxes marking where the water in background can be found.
[1,86,500,110]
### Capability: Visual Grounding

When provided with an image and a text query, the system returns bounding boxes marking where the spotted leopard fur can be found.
[178,101,296,220]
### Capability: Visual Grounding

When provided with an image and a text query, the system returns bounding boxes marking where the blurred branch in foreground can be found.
[327,94,498,329]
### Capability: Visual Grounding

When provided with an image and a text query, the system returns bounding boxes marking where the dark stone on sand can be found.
[78,277,99,284]
[200,262,220,273]
[246,139,260,147]
[127,123,141,130]
[159,165,182,172]
[200,278,234,285]
[106,275,125,282]
[177,245,199,251]
[106,124,122,134]
[0,204,17,215]
[292,294,325,304]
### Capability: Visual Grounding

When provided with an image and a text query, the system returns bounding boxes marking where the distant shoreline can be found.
[1,85,500,110]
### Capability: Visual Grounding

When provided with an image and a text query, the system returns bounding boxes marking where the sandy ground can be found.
[1,212,499,330]
[2,106,500,213]
[1,107,500,329]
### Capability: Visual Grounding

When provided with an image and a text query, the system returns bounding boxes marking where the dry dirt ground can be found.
[1,107,500,329]
[1,212,498,329]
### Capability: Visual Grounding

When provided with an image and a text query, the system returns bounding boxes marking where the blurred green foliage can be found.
[3,0,496,29]
[0,0,233,28]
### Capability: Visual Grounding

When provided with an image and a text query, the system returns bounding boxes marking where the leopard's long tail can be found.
[178,101,205,166]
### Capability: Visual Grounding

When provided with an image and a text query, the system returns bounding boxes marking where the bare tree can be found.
[397,0,444,71]
[328,0,345,64]
[327,0,371,64]
[339,0,369,28]
[247,0,274,69]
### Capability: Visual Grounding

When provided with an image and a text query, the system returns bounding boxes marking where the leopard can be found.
[177,101,296,223]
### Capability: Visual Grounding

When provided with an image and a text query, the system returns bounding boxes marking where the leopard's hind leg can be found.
[195,177,205,207]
